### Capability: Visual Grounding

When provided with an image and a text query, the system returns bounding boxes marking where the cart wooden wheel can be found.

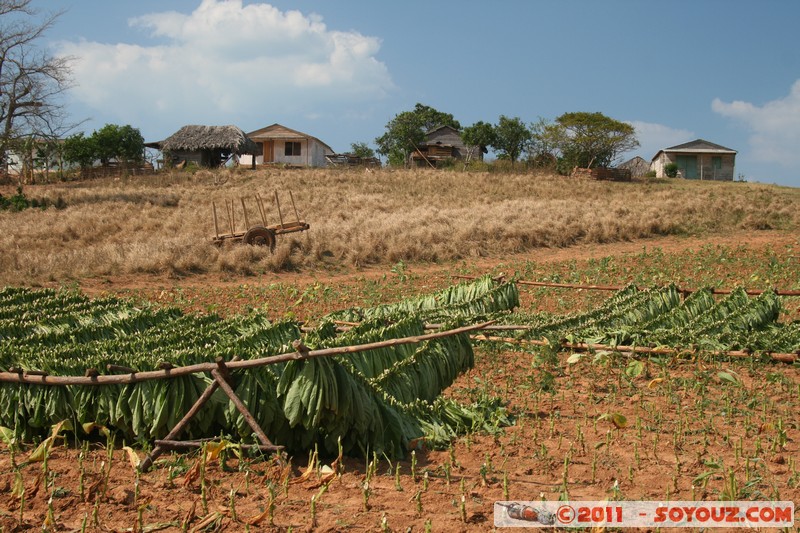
[243,226,276,252]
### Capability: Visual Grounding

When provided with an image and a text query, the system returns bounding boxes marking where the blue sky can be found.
[37,0,800,187]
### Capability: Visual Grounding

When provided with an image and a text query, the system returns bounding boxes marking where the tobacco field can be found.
[0,277,519,456]
[2,276,798,455]
[0,234,798,531]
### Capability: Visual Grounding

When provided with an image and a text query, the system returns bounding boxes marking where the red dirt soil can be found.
[2,230,798,532]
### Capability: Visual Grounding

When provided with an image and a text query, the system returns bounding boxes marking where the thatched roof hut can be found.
[151,125,261,168]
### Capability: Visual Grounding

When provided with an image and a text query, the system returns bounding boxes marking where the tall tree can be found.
[62,131,95,170]
[461,121,496,163]
[375,103,460,167]
[491,115,530,165]
[92,124,145,167]
[553,111,638,169]
[349,142,375,159]
[0,1,73,175]
[62,124,145,174]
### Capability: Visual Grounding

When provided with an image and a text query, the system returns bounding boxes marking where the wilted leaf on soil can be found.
[123,445,140,471]
[204,440,228,463]
[598,413,628,429]
[12,471,24,500]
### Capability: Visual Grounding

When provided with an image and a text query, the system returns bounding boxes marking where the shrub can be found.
[0,187,66,212]
[664,163,679,178]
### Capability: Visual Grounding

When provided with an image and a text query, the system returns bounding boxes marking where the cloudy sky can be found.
[40,0,800,187]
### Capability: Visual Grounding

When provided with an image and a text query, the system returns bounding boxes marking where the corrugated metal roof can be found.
[663,139,736,153]
[247,123,334,153]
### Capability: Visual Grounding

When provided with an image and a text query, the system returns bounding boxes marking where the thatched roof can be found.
[158,125,261,154]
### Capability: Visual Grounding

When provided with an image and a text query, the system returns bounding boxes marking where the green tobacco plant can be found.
[0,278,516,457]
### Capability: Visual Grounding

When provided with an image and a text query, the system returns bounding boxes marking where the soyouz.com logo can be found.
[494,500,795,528]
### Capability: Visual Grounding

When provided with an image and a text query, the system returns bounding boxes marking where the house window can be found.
[285,142,301,156]
[712,156,722,169]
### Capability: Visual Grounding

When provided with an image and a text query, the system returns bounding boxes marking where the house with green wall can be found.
[650,139,736,180]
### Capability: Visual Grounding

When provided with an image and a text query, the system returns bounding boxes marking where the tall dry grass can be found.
[0,168,797,284]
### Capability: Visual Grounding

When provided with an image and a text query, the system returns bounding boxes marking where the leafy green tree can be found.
[92,124,145,166]
[491,115,530,165]
[527,118,560,158]
[553,111,638,169]
[349,142,375,159]
[62,132,96,169]
[461,121,496,162]
[375,103,460,167]
[62,124,145,172]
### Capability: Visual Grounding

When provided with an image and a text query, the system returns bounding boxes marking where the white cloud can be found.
[712,80,800,167]
[626,121,694,161]
[57,0,392,137]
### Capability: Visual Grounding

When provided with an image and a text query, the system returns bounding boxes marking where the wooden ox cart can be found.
[211,191,309,252]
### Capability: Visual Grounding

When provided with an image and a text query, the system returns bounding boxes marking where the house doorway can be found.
[263,141,275,163]
[675,155,697,179]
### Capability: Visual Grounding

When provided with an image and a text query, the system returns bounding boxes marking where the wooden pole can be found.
[212,201,220,239]
[410,140,436,169]
[224,200,235,234]
[452,275,800,297]
[274,191,284,228]
[0,321,495,387]
[470,334,798,364]
[211,359,276,449]
[255,193,267,226]
[154,440,280,452]
[139,356,283,471]
[240,197,250,229]
[289,190,301,221]
[138,373,224,471]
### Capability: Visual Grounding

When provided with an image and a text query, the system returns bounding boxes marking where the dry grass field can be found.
[1,168,798,285]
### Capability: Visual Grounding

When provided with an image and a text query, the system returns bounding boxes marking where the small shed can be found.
[650,139,736,180]
[151,125,261,168]
[618,156,650,177]
[245,124,333,167]
[410,125,483,167]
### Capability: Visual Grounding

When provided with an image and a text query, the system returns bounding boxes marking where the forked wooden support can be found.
[139,356,282,472]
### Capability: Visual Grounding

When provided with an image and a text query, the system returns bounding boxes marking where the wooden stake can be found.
[212,201,220,239]
[211,360,276,449]
[274,191,284,228]
[224,200,235,234]
[289,190,301,221]
[240,197,250,229]
[138,375,223,471]
[255,193,267,226]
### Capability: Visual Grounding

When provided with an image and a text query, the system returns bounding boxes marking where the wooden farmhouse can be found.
[410,125,484,167]
[650,139,737,180]
[245,124,334,167]
[150,125,261,168]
